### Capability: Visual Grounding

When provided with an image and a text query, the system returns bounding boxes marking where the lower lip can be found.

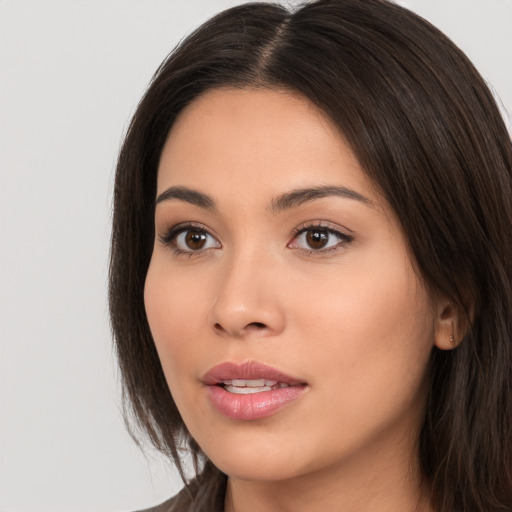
[207,385,306,420]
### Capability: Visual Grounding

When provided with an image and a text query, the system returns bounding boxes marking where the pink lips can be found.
[203,361,307,420]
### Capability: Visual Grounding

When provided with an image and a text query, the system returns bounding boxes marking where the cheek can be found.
[144,260,204,385]
[288,252,435,410]
[312,271,432,349]
[292,255,431,334]
[142,241,435,478]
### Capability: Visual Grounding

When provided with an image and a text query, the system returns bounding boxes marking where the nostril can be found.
[247,322,266,329]
[212,321,269,336]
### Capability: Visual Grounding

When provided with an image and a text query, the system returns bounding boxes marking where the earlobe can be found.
[434,302,463,350]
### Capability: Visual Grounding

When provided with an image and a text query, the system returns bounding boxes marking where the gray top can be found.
[137,470,227,512]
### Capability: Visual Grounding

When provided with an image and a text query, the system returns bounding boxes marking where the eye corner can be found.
[288,221,353,255]
[157,222,221,257]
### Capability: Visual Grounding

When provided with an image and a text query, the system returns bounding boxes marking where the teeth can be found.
[222,379,291,393]
[246,379,265,387]
[225,385,272,394]
[226,379,279,387]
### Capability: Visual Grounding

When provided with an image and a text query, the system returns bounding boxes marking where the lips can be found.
[203,361,307,420]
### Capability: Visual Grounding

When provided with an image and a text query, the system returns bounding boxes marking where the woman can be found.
[109,0,512,511]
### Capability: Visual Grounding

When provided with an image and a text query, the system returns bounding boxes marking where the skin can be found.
[144,87,453,512]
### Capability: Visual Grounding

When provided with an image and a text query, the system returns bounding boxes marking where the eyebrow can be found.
[156,186,215,209]
[155,184,373,211]
[270,185,373,212]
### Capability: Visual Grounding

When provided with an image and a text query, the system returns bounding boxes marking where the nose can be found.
[207,250,286,339]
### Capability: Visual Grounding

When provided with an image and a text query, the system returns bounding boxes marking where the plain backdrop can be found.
[1,1,511,511]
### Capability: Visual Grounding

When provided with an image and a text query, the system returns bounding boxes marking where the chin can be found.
[198,432,314,483]
[211,456,306,483]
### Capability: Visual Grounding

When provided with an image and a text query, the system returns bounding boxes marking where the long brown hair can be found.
[109,1,512,510]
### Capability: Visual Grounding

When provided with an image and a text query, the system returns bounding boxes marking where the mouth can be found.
[220,379,294,394]
[202,361,308,420]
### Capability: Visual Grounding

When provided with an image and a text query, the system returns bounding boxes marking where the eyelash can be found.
[289,222,353,256]
[159,222,218,257]
[158,221,353,257]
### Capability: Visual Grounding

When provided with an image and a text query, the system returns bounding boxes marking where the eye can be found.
[160,225,220,255]
[288,224,352,253]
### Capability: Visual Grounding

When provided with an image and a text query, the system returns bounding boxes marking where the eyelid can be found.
[158,220,352,257]
[287,221,354,254]
[158,222,221,255]
[159,221,205,244]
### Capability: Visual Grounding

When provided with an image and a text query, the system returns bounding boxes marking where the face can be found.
[144,88,437,483]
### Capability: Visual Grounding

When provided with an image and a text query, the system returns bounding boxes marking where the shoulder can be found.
[135,487,192,512]
[135,469,227,512]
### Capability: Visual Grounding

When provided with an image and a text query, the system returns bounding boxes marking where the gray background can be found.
[1,1,511,511]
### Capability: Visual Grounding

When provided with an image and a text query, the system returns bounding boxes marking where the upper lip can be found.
[202,360,306,386]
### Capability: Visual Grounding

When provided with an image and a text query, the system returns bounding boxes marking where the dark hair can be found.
[109,1,512,510]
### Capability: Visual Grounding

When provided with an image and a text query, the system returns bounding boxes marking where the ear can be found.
[434,299,464,350]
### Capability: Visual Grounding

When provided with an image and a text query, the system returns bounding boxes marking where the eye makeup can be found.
[157,219,354,259]
[158,222,221,257]
[288,221,354,256]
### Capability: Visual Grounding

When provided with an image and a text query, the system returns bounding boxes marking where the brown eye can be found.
[305,229,329,249]
[184,230,208,250]
[171,228,220,253]
[288,224,352,253]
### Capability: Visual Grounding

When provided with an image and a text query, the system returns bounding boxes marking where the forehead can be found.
[157,87,375,203]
